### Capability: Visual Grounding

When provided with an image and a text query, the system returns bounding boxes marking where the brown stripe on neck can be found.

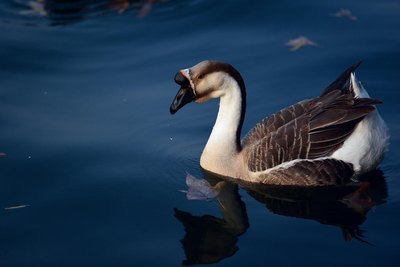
[201,61,247,151]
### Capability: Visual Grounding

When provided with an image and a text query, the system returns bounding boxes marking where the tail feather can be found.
[320,61,362,97]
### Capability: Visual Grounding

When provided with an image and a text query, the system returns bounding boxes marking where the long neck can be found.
[200,77,246,175]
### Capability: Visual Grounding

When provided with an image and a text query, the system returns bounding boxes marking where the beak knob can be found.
[174,71,188,85]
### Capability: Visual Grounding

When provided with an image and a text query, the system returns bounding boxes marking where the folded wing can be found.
[243,63,381,173]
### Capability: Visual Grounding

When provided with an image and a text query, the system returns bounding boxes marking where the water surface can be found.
[0,0,399,266]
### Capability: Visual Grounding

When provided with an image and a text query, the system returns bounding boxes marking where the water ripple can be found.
[0,0,198,27]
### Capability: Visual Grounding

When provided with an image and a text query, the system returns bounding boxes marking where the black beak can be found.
[170,71,195,114]
[170,85,195,114]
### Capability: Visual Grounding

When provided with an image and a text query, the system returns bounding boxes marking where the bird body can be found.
[170,61,389,186]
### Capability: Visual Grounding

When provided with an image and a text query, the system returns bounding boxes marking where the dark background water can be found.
[0,0,399,266]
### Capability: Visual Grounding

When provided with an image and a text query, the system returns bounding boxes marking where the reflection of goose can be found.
[244,170,388,245]
[170,61,389,186]
[175,180,248,266]
[174,170,387,265]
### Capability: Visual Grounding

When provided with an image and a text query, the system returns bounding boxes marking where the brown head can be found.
[170,60,246,114]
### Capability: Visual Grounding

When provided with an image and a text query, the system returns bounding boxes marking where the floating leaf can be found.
[332,9,357,21]
[20,0,47,17]
[180,173,220,201]
[285,36,318,51]
[138,0,155,18]
[108,0,130,14]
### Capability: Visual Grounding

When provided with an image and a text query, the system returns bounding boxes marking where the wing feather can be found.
[258,158,354,186]
[244,65,381,173]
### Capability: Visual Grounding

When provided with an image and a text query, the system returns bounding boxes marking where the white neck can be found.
[200,77,243,176]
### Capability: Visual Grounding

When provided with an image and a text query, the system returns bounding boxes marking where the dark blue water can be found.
[0,0,399,266]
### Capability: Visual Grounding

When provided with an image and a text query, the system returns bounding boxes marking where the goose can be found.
[170,61,389,186]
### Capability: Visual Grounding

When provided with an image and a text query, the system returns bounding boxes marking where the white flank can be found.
[331,73,390,173]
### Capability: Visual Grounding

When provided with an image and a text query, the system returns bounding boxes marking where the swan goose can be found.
[170,61,389,186]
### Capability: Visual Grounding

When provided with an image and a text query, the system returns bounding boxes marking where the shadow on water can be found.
[1,0,181,26]
[174,170,388,266]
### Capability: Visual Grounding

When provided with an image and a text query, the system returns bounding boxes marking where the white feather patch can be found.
[331,73,390,172]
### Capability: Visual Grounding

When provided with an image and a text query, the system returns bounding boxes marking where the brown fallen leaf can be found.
[332,8,357,21]
[20,0,47,16]
[108,0,130,14]
[285,36,318,51]
[138,0,157,18]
